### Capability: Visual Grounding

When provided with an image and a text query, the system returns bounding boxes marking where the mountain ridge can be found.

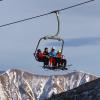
[49,77,100,100]
[0,68,98,100]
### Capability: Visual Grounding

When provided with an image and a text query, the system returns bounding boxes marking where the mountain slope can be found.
[0,69,97,100]
[49,77,100,100]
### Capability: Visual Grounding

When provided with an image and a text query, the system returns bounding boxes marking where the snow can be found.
[0,68,97,100]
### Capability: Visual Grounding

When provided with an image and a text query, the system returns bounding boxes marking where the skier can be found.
[49,47,56,67]
[43,47,49,67]
[56,49,67,67]
[36,49,44,62]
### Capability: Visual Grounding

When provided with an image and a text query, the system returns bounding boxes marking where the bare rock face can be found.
[0,69,97,100]
[49,77,100,100]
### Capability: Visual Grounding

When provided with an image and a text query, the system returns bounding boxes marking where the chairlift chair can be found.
[34,11,68,70]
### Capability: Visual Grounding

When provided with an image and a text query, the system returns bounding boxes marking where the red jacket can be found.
[56,53,63,58]
[37,52,44,59]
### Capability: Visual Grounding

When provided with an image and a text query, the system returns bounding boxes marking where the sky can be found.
[0,0,100,76]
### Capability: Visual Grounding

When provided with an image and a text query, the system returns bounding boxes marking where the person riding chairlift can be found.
[49,47,56,67]
[56,49,67,67]
[43,47,49,67]
[36,49,44,62]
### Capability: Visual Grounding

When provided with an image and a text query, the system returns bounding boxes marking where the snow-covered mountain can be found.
[49,77,100,100]
[0,69,97,100]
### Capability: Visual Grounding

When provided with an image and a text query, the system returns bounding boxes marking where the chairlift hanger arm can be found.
[34,37,43,60]
[0,0,94,28]
[53,11,60,36]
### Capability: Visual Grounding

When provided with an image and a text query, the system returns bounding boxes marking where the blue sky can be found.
[0,0,100,76]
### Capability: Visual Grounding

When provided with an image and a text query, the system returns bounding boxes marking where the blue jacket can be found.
[49,50,56,57]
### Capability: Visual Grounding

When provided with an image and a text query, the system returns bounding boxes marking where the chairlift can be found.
[34,11,70,70]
